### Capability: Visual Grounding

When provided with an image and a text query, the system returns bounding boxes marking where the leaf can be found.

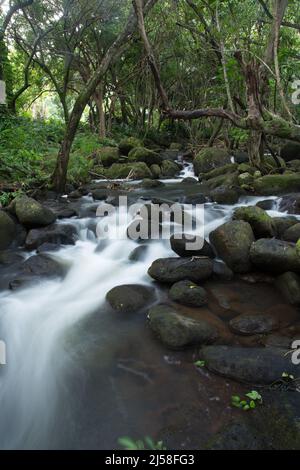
[231,395,240,403]
[118,437,139,450]
[249,400,256,409]
[194,360,205,367]
[243,405,250,411]
[246,391,262,401]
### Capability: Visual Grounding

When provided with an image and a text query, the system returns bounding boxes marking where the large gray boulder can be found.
[250,238,300,274]
[148,257,213,283]
[10,254,65,290]
[15,196,56,228]
[148,304,218,349]
[25,223,78,250]
[209,220,254,273]
[0,210,16,250]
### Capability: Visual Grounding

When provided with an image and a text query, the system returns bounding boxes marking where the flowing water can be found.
[0,161,297,449]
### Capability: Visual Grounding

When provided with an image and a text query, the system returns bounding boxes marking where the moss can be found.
[205,172,239,190]
[150,164,161,179]
[103,162,152,179]
[119,137,143,155]
[161,160,180,177]
[128,147,162,165]
[201,163,238,181]
[254,173,300,195]
[193,147,231,175]
[233,205,274,238]
[96,146,119,167]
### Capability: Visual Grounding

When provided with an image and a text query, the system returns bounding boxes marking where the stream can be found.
[0,160,297,449]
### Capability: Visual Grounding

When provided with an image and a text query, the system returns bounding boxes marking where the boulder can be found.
[194,147,231,175]
[150,164,161,179]
[253,174,300,195]
[15,196,56,228]
[276,271,300,305]
[160,160,180,177]
[181,177,198,185]
[201,345,299,384]
[128,147,162,165]
[25,223,78,250]
[256,199,275,211]
[148,257,213,283]
[272,216,298,238]
[91,189,109,201]
[128,245,149,262]
[212,260,234,280]
[250,238,300,274]
[170,234,215,258]
[169,280,207,307]
[36,243,61,254]
[106,284,155,313]
[10,254,65,289]
[282,223,300,243]
[201,163,238,181]
[209,221,254,273]
[0,211,16,250]
[97,146,119,167]
[280,142,300,162]
[204,171,239,190]
[238,172,253,186]
[229,313,279,336]
[148,304,218,349]
[119,137,143,155]
[140,179,164,189]
[209,186,239,205]
[233,206,275,238]
[233,151,249,164]
[104,162,152,180]
[184,193,207,204]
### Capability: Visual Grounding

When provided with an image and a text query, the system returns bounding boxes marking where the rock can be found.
[140,179,164,189]
[0,250,24,265]
[170,234,215,258]
[184,193,207,204]
[283,223,300,242]
[233,206,275,238]
[209,221,254,273]
[68,190,82,199]
[256,199,275,210]
[272,216,298,238]
[128,147,162,165]
[193,147,231,175]
[91,189,109,201]
[209,186,239,204]
[10,254,65,289]
[237,163,255,174]
[280,142,300,162]
[238,172,253,186]
[148,257,213,283]
[36,243,61,254]
[160,160,180,177]
[15,196,56,228]
[250,238,300,274]
[181,177,198,185]
[150,164,161,179]
[25,223,78,250]
[148,304,218,349]
[97,146,120,167]
[212,260,234,280]
[233,151,249,164]
[253,173,300,195]
[119,137,143,155]
[276,272,300,305]
[229,313,279,336]
[202,163,238,180]
[106,284,155,313]
[56,208,77,219]
[169,280,207,307]
[169,142,182,150]
[201,345,299,384]
[287,159,300,172]
[0,211,16,250]
[128,245,149,262]
[204,171,239,190]
[104,162,152,180]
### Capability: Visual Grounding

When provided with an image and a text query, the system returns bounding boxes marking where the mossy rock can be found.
[96,146,119,167]
[233,206,274,238]
[150,164,161,179]
[104,162,152,180]
[0,210,16,250]
[128,147,162,165]
[15,196,56,228]
[238,163,255,174]
[280,142,300,162]
[253,173,300,195]
[201,163,238,181]
[119,137,143,155]
[261,154,286,171]
[238,172,253,186]
[169,142,182,150]
[161,160,180,177]
[194,147,231,175]
[205,172,239,190]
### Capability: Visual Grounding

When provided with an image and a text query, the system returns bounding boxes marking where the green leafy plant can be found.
[118,436,166,450]
[231,391,262,411]
[194,360,206,368]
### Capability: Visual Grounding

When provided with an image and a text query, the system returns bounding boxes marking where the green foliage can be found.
[231,391,263,411]
[118,436,166,451]
[194,360,205,368]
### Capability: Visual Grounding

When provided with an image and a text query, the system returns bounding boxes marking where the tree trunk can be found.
[95,86,106,138]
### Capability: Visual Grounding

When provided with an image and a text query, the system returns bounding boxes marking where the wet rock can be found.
[25,223,78,250]
[209,221,254,273]
[0,210,16,250]
[36,243,61,254]
[104,162,152,180]
[212,260,234,280]
[140,179,164,189]
[128,245,149,262]
[15,196,56,228]
[283,223,300,242]
[148,257,213,283]
[183,193,206,204]
[276,272,300,305]
[202,163,238,181]
[170,234,215,258]
[204,172,239,190]
[148,304,218,349]
[0,250,24,265]
[10,254,65,289]
[279,194,300,215]
[280,142,300,162]
[56,208,77,219]
[169,280,207,307]
[128,147,162,165]
[254,173,300,195]
[91,189,108,201]
[201,345,299,384]
[209,186,239,205]
[250,238,300,274]
[193,147,231,175]
[68,190,82,199]
[106,284,155,313]
[119,137,143,155]
[233,206,275,238]
[181,177,198,185]
[229,313,279,336]
[160,160,180,177]
[256,199,275,211]
[272,216,298,238]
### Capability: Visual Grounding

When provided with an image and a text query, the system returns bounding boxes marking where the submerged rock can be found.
[209,221,254,273]
[276,271,300,305]
[25,223,78,250]
[169,280,207,307]
[170,234,215,258]
[106,284,155,313]
[15,196,56,228]
[0,210,16,250]
[233,205,274,238]
[148,304,218,349]
[229,313,279,336]
[250,238,300,274]
[148,257,213,283]
[201,345,299,384]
